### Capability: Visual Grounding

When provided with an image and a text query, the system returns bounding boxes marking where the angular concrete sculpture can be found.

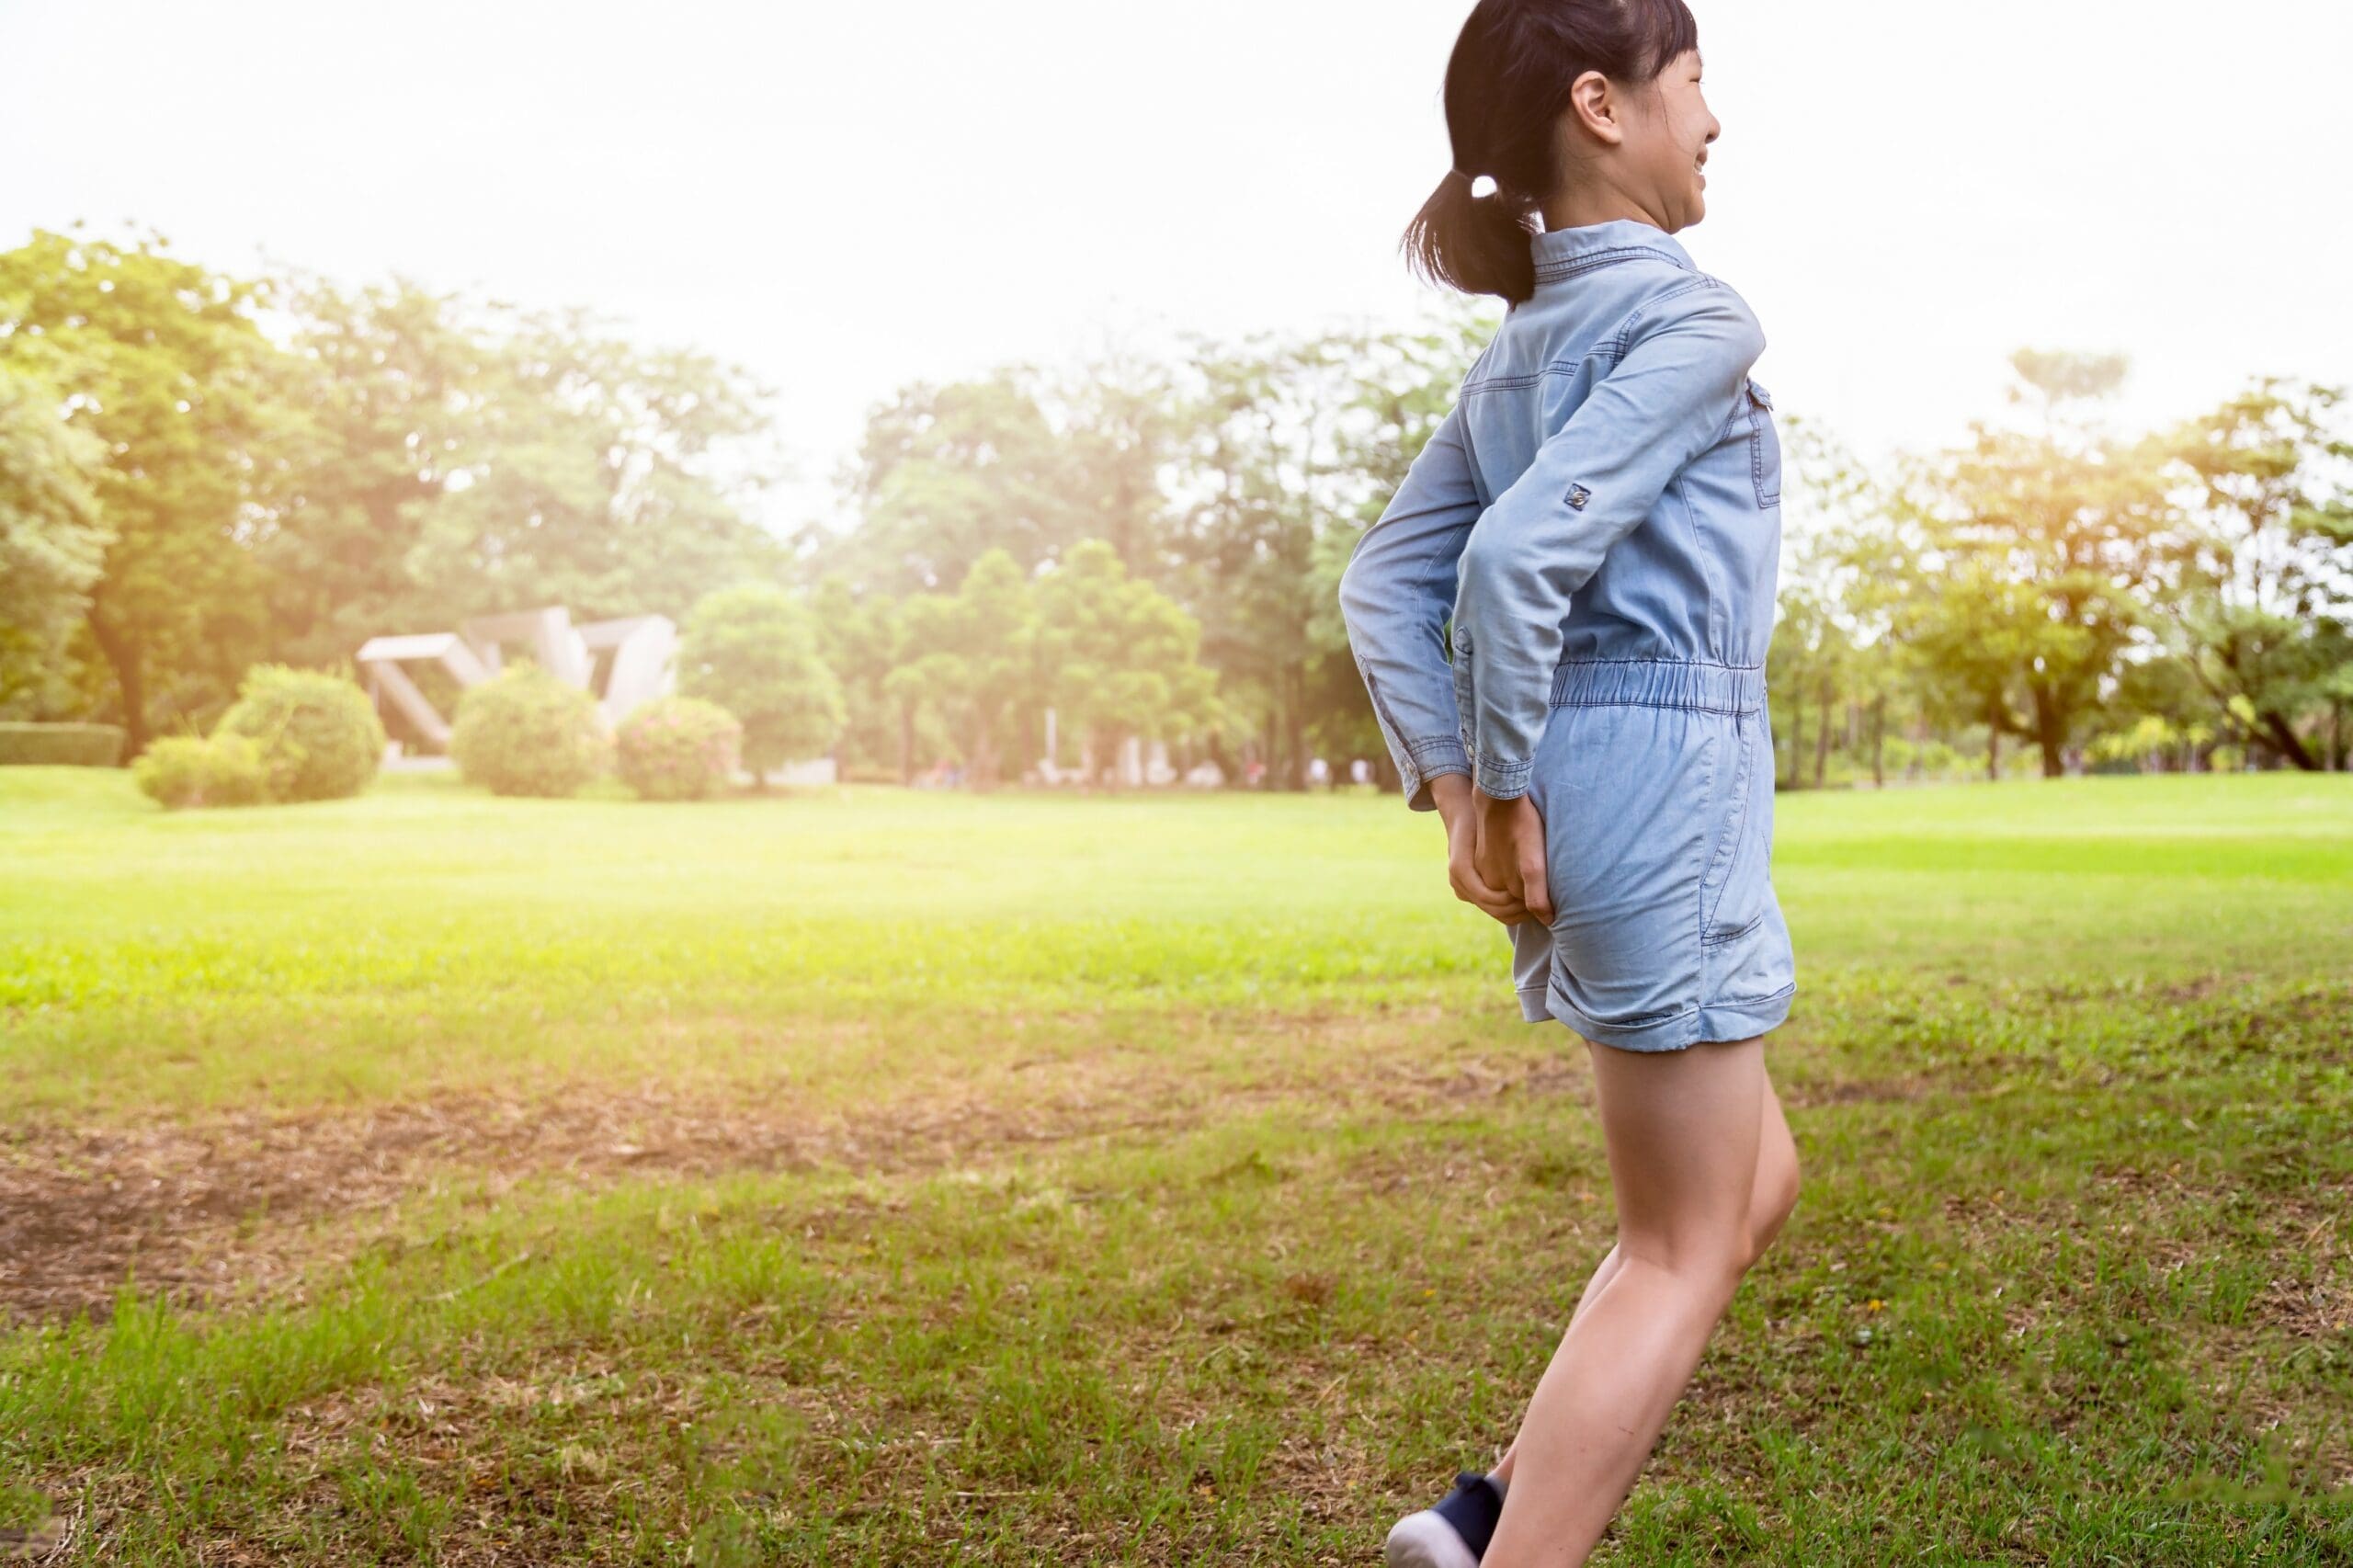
[358,605,676,752]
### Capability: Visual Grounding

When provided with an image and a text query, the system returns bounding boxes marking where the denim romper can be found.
[1337,217,1796,1052]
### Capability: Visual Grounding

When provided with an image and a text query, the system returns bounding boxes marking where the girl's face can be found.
[1636,50,1720,227]
[1550,46,1721,232]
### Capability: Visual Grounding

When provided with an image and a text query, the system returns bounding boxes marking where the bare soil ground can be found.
[0,1022,1597,1327]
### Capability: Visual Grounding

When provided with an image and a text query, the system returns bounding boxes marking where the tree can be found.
[1181,308,1491,790]
[1031,539,1217,786]
[2139,376,2353,770]
[1864,350,2165,778]
[0,362,108,720]
[257,278,482,667]
[881,549,1040,790]
[806,571,907,778]
[406,304,789,624]
[826,368,1086,595]
[677,583,846,784]
[0,230,282,754]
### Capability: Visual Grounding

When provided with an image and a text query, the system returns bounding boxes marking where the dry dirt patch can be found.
[0,1039,1597,1328]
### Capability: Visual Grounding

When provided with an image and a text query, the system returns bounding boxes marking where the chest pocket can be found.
[1745,378,1781,509]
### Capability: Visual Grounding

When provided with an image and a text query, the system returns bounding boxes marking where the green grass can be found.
[1,767,2347,1563]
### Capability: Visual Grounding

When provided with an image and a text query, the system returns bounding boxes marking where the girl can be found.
[1336,4,1802,1563]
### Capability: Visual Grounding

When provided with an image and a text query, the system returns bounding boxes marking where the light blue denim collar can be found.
[1529,217,1695,283]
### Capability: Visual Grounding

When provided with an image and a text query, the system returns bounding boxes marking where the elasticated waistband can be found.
[1549,657,1765,714]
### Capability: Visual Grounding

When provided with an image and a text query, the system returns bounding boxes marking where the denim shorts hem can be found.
[1535,979,1796,1052]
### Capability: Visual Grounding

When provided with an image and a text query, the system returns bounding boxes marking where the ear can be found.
[1562,69,1624,148]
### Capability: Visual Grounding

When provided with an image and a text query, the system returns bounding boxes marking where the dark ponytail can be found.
[1402,0,1700,305]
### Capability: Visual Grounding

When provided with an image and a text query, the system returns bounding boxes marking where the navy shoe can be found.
[1384,1469,1505,1567]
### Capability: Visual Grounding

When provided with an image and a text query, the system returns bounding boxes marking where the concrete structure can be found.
[358,606,676,752]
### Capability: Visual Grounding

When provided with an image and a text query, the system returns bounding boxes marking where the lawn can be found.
[1,767,2347,1563]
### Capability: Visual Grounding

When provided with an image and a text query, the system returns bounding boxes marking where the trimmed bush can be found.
[0,722,124,767]
[217,665,386,803]
[449,664,609,798]
[616,696,743,801]
[132,734,268,810]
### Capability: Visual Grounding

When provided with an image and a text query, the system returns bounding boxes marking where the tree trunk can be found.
[1813,674,1833,789]
[897,701,916,787]
[1205,731,1240,789]
[86,608,147,760]
[972,711,996,791]
[2029,684,2066,778]
[1870,695,1885,789]
[1787,688,1804,790]
[1284,665,1308,792]
[1987,720,2000,781]
[2258,706,2320,771]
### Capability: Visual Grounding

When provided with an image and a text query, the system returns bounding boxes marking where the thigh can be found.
[1585,1033,1768,1277]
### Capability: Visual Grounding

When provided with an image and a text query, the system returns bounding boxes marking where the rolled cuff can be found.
[1472,755,1532,801]
[1399,734,1472,812]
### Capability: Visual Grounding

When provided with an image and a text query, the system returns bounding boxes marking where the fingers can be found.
[1519,832,1554,926]
[1450,853,1530,924]
[1454,876,1530,925]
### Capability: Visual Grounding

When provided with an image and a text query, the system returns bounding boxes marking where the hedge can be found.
[0,722,124,767]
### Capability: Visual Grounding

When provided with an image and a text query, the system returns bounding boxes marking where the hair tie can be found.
[1450,168,1500,199]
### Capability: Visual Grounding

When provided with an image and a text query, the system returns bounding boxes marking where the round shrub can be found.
[449,664,609,798]
[217,665,386,802]
[616,696,742,801]
[133,734,268,810]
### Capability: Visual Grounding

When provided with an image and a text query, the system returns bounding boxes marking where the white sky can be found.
[7,0,2349,536]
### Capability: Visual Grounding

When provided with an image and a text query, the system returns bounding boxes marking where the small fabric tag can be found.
[1565,483,1592,510]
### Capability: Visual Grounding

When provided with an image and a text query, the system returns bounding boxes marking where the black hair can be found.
[1402,0,1700,305]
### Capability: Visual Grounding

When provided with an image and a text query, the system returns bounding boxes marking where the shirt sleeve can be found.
[1452,278,1765,800]
[1336,398,1482,812]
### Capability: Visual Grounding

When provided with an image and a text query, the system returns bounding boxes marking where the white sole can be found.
[1384,1509,1480,1568]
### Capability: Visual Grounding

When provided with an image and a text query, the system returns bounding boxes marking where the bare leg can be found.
[1478,1034,1778,1567]
[1485,1062,1797,1486]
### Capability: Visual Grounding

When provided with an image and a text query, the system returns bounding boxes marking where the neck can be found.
[1538,189,1669,233]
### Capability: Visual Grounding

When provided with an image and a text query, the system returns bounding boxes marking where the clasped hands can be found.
[1430,772,1552,927]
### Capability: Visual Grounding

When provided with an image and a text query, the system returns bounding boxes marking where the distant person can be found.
[1351,757,1372,786]
[1306,756,1331,788]
[1337,5,1801,1564]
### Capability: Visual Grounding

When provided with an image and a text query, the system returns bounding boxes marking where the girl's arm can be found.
[1337,399,1483,812]
[1453,279,1764,801]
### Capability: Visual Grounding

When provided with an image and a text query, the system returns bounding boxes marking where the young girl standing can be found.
[1336,4,1802,1563]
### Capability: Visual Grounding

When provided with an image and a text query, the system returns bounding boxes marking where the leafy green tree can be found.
[807,571,907,778]
[0,230,282,753]
[827,369,1081,595]
[258,278,480,666]
[2138,376,2353,770]
[881,549,1040,789]
[1862,350,2165,778]
[678,583,846,784]
[407,305,788,624]
[0,362,108,720]
[1032,539,1216,786]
